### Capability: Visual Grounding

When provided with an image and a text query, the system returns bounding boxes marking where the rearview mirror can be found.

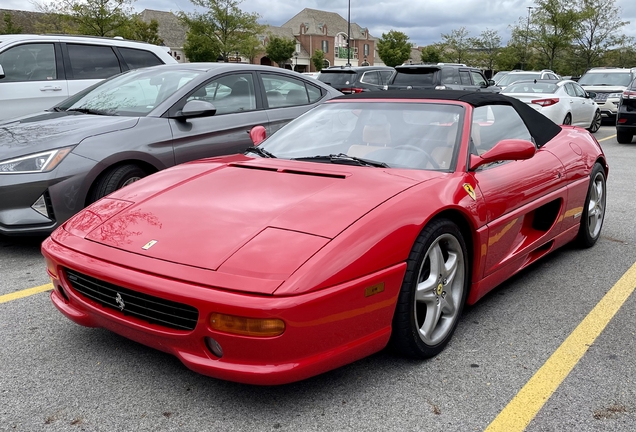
[173,100,217,120]
[0,64,4,80]
[249,125,267,145]
[469,139,536,171]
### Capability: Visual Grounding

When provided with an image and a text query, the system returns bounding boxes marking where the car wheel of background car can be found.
[563,113,572,125]
[616,131,633,144]
[88,164,148,203]
[391,218,469,358]
[577,163,606,248]
[587,110,602,133]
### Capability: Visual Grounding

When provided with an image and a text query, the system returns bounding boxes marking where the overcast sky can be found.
[7,0,636,47]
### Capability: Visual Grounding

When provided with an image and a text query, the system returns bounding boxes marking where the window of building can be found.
[363,44,369,57]
[321,40,329,54]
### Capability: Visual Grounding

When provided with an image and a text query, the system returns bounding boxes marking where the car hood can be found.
[0,112,139,159]
[79,157,441,276]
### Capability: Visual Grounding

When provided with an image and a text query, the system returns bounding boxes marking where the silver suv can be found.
[0,34,177,121]
[577,67,636,119]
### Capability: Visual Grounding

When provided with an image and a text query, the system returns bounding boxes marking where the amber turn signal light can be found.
[209,313,285,337]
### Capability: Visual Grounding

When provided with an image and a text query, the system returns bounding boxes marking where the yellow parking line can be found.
[485,261,636,432]
[598,134,616,142]
[0,283,53,304]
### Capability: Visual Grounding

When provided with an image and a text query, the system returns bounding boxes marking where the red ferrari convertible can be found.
[42,90,608,385]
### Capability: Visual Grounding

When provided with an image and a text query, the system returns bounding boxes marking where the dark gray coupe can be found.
[0,63,341,235]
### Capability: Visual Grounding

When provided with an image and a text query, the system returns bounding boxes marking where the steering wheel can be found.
[393,144,440,169]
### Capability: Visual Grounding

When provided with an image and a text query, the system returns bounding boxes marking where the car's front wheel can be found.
[617,130,633,144]
[391,218,469,358]
[587,110,601,133]
[563,113,572,125]
[88,164,148,203]
[577,163,606,248]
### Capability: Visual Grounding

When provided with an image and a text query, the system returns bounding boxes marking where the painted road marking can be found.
[0,283,53,304]
[598,134,616,142]
[485,261,636,432]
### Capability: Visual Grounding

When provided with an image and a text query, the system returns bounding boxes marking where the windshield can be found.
[503,82,558,94]
[56,68,202,116]
[497,73,542,87]
[578,71,632,86]
[258,101,465,171]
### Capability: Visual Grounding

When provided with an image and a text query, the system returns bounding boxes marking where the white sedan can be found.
[501,80,602,132]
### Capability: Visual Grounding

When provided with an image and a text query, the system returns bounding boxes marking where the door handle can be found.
[40,86,62,92]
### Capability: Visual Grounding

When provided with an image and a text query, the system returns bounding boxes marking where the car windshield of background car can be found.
[391,68,437,86]
[496,73,542,87]
[318,70,357,86]
[503,82,558,94]
[259,101,464,171]
[57,68,202,116]
[578,72,632,86]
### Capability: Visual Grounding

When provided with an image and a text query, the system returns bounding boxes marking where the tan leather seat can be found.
[347,123,391,158]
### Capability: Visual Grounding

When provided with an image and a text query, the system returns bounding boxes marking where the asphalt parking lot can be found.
[1,125,635,431]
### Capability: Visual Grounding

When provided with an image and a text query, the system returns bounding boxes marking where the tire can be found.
[391,218,469,358]
[587,110,601,133]
[616,131,633,144]
[88,164,147,203]
[576,163,606,248]
[563,113,572,125]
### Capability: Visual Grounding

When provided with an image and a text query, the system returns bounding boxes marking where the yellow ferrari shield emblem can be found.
[463,183,476,201]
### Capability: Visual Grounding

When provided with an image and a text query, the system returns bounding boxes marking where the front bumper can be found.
[42,232,405,385]
[0,154,94,235]
[595,98,619,117]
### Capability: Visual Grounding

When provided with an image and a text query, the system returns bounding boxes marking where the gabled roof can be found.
[139,9,186,48]
[282,8,376,40]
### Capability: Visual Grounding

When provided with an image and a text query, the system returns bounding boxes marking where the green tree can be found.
[237,34,264,64]
[121,16,163,44]
[420,44,442,63]
[311,49,325,71]
[265,35,295,68]
[377,30,411,67]
[43,0,135,37]
[179,0,264,62]
[440,27,472,64]
[574,0,630,69]
[529,0,580,71]
[1,12,23,34]
[183,32,220,62]
[470,28,501,72]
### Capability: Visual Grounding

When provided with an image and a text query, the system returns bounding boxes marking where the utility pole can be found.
[523,6,533,70]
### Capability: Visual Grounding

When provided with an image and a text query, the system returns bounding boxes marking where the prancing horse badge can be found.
[463,183,476,201]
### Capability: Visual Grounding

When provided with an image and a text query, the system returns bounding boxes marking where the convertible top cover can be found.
[336,90,564,148]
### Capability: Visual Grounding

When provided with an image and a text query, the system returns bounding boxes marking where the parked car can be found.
[578,67,636,120]
[496,70,560,89]
[385,63,500,92]
[0,63,341,235]
[615,77,636,143]
[0,34,178,121]
[501,79,601,132]
[492,70,510,85]
[317,65,394,93]
[43,90,607,385]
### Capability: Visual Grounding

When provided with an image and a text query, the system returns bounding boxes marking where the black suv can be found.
[616,78,636,143]
[385,63,500,92]
[317,66,395,93]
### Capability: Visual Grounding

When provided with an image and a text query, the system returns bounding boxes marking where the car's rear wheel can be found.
[577,163,606,248]
[563,113,572,125]
[88,164,147,203]
[587,110,601,133]
[391,218,469,358]
[616,131,633,144]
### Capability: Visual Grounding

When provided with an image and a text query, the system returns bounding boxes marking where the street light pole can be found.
[346,0,351,66]
[523,6,533,70]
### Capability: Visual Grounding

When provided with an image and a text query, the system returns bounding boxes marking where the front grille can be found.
[65,269,199,331]
[595,93,609,102]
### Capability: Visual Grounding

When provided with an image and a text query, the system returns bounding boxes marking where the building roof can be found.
[139,9,186,48]
[282,8,377,40]
[0,9,47,34]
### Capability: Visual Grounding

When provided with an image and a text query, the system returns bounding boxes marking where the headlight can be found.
[0,147,74,174]
[608,93,623,99]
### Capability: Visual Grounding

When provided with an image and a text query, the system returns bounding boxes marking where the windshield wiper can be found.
[66,107,114,116]
[48,107,65,112]
[244,146,277,158]
[292,153,389,168]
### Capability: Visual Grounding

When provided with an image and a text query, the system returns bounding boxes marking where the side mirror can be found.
[586,91,597,99]
[173,100,216,120]
[0,64,5,80]
[249,125,267,145]
[488,79,496,86]
[469,139,536,171]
